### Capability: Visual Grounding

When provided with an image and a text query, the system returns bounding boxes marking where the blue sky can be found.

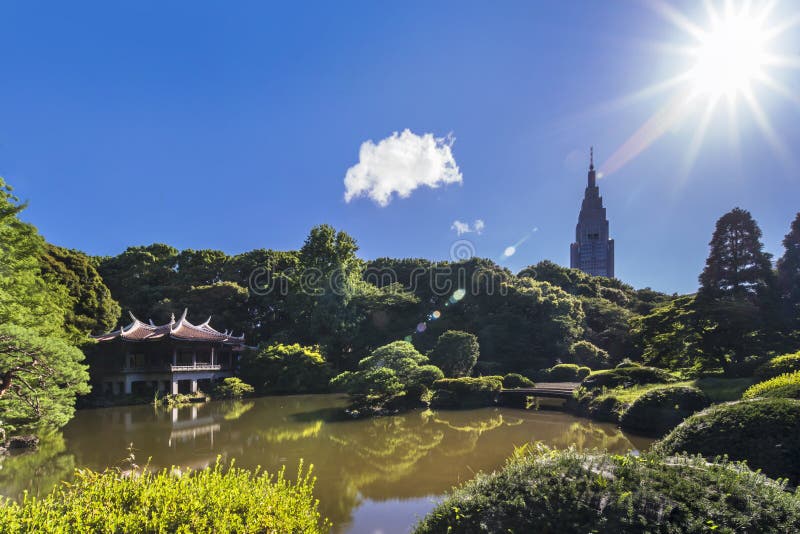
[1,1,798,294]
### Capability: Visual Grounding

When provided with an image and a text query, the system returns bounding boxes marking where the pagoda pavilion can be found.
[90,309,245,396]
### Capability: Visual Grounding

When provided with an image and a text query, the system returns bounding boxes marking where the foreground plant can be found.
[0,459,330,533]
[415,446,800,533]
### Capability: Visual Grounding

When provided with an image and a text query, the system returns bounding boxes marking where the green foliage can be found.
[615,359,641,368]
[0,460,329,533]
[0,178,71,339]
[414,447,800,533]
[430,376,502,408]
[240,343,331,395]
[778,213,800,327]
[568,340,609,368]
[755,350,800,379]
[39,244,121,340]
[538,363,591,382]
[428,330,479,377]
[743,371,800,400]
[619,386,710,436]
[330,341,442,410]
[655,398,800,485]
[582,366,675,390]
[502,373,534,389]
[0,325,90,435]
[213,377,255,399]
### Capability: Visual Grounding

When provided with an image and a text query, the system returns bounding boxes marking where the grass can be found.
[593,377,755,406]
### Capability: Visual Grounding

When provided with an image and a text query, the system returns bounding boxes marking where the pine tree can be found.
[698,207,774,302]
[777,212,800,325]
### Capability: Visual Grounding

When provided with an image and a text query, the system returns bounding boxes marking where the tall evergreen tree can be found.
[777,212,800,326]
[698,207,774,302]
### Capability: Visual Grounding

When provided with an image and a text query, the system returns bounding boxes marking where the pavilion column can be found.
[190,379,198,393]
[124,379,132,394]
[171,379,179,395]
[210,347,215,366]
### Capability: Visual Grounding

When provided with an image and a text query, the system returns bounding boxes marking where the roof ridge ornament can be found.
[170,312,176,324]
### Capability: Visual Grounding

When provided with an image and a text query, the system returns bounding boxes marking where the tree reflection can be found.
[0,431,76,500]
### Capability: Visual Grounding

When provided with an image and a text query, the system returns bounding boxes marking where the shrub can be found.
[755,351,800,379]
[213,377,255,399]
[615,359,641,369]
[619,386,710,436]
[414,447,800,533]
[539,363,591,382]
[240,343,331,395]
[502,373,534,389]
[582,366,675,390]
[655,398,800,485]
[428,330,480,377]
[568,340,609,368]
[330,341,442,411]
[430,377,502,408]
[742,371,800,400]
[0,460,329,532]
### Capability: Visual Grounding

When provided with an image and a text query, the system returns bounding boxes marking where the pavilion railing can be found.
[170,364,223,372]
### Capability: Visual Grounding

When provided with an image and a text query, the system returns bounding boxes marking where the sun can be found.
[600,0,799,178]
[689,12,768,97]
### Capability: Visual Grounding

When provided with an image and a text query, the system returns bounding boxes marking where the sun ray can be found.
[741,84,791,164]
[757,72,800,107]
[678,96,719,184]
[647,0,707,41]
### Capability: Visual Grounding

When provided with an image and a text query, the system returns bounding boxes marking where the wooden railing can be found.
[170,364,222,372]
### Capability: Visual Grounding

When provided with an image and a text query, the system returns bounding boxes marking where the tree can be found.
[698,208,774,302]
[429,331,479,377]
[39,244,121,340]
[0,179,71,339]
[777,212,800,327]
[0,325,90,435]
[568,340,609,369]
[330,341,443,409]
[240,343,331,394]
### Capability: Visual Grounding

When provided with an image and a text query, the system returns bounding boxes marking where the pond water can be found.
[0,395,653,533]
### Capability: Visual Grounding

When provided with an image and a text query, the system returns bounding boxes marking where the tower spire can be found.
[589,146,594,171]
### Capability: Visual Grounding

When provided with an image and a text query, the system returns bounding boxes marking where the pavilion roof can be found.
[93,309,245,345]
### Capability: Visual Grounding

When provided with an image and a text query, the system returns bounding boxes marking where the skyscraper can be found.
[570,148,614,278]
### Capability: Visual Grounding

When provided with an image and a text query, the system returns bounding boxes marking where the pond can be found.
[0,395,653,533]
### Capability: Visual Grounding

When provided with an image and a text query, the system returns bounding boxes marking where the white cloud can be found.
[450,218,486,236]
[344,129,462,207]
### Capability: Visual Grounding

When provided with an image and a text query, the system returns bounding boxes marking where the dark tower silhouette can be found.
[570,148,614,277]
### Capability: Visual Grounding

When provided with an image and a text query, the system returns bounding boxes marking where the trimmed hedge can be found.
[414,448,800,533]
[755,351,800,379]
[742,370,800,400]
[430,377,502,408]
[502,373,535,389]
[539,364,591,382]
[655,398,800,485]
[619,386,710,436]
[582,366,675,390]
[0,461,328,533]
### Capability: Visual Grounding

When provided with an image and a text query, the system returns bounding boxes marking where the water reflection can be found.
[0,395,652,533]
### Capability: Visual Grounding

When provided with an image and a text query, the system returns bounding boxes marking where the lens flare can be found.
[416,322,427,333]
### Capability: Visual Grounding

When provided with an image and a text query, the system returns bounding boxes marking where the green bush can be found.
[428,330,480,378]
[330,341,443,411]
[619,386,710,436]
[430,377,502,408]
[743,371,800,399]
[502,373,534,389]
[755,351,800,379]
[0,460,329,533]
[539,363,591,382]
[213,377,255,399]
[568,340,609,368]
[655,398,800,485]
[240,343,331,395]
[414,447,800,533]
[582,366,675,390]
